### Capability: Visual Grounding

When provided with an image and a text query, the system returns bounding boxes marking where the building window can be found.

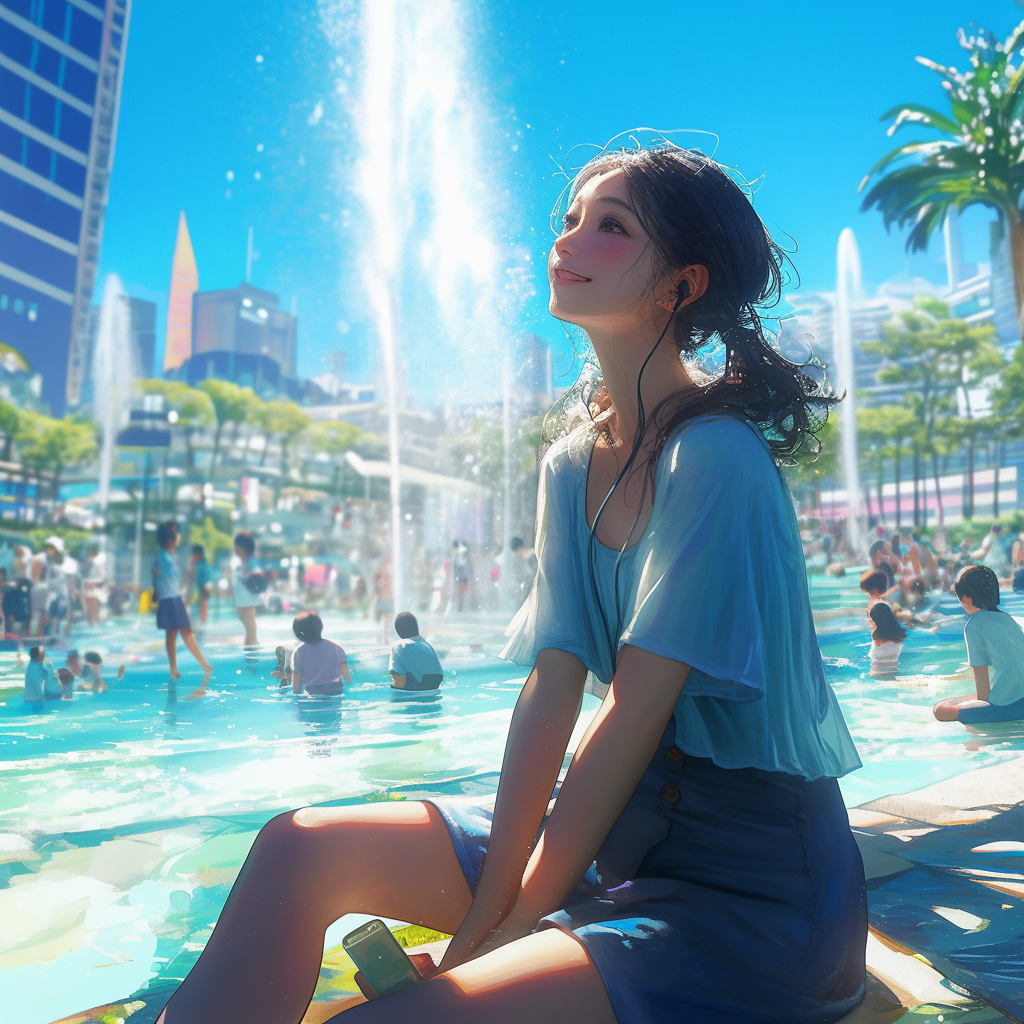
[13,299,24,315]
[28,303,38,322]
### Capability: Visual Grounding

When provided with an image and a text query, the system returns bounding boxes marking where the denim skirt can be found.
[428,717,867,1023]
[156,596,191,631]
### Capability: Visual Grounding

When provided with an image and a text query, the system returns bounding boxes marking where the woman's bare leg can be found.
[159,801,472,1024]
[179,629,212,673]
[237,605,258,646]
[333,929,617,1024]
[165,629,180,679]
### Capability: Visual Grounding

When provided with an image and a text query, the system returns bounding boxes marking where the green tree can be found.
[18,414,98,508]
[0,399,22,462]
[785,414,838,517]
[863,302,961,527]
[198,380,255,485]
[303,420,366,495]
[856,407,890,526]
[141,380,214,474]
[256,399,309,504]
[860,19,1024,328]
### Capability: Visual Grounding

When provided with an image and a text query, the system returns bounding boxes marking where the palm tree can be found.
[860,19,1024,329]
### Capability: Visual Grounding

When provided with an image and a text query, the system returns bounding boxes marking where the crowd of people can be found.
[850,525,1024,727]
[0,537,124,640]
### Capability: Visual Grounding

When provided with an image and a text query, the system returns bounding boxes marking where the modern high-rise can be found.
[0,0,132,414]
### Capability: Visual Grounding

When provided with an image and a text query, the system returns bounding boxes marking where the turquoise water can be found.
[1,590,1023,1023]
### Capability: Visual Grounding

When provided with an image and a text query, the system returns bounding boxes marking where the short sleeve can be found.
[965,618,991,667]
[292,645,304,674]
[336,644,348,664]
[501,431,610,678]
[620,417,784,697]
[389,644,405,674]
[621,416,861,780]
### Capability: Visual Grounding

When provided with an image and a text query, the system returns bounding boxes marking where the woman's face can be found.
[548,169,674,333]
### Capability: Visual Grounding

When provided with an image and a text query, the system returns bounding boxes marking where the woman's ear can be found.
[655,265,709,312]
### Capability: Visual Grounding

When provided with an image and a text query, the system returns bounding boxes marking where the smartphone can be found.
[342,919,420,996]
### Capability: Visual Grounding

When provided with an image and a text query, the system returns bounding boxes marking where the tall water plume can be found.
[327,0,508,611]
[93,273,133,513]
[834,229,864,558]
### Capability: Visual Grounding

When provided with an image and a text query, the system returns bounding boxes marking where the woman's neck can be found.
[588,322,696,441]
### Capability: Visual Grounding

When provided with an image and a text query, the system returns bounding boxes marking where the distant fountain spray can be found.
[834,229,864,558]
[339,0,506,612]
[93,273,133,515]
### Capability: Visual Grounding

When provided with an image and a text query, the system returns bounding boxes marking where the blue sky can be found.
[97,1,1024,394]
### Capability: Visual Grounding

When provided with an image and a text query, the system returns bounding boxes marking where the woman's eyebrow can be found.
[596,196,636,214]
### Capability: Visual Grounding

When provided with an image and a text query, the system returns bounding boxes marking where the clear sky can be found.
[97,1,1024,394]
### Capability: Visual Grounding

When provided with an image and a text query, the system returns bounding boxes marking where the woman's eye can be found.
[599,217,626,234]
[561,212,578,230]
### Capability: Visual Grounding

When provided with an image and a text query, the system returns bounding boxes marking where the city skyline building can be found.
[162,209,198,372]
[192,282,296,376]
[0,0,132,415]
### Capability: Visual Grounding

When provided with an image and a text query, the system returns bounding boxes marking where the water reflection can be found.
[290,693,344,758]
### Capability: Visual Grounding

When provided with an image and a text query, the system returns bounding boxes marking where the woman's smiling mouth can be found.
[553,267,591,283]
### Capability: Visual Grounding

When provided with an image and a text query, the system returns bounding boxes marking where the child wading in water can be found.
[934,564,1024,724]
[288,611,350,695]
[868,603,906,680]
[153,521,212,680]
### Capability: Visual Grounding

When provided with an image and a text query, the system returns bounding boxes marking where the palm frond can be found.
[880,103,962,136]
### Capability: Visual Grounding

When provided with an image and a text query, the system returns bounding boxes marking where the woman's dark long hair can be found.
[544,146,835,463]
[869,602,907,643]
[543,145,836,654]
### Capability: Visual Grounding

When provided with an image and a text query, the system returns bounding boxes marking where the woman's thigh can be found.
[332,929,617,1024]
[254,801,475,933]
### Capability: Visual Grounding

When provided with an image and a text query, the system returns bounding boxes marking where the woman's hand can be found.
[436,649,588,974]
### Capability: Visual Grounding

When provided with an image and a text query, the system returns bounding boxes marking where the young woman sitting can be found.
[156,145,866,1024]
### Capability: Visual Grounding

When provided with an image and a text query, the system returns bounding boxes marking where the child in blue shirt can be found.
[24,645,60,702]
[933,564,1024,724]
[388,611,444,690]
[153,521,212,680]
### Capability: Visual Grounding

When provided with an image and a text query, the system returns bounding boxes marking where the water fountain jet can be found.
[834,228,864,559]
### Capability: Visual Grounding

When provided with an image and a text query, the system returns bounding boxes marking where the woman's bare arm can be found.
[438,648,588,971]
[340,661,352,685]
[472,645,689,952]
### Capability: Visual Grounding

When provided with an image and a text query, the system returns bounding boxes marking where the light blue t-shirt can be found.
[25,660,60,701]
[389,636,444,682]
[502,414,862,781]
[964,610,1024,706]
[153,548,182,601]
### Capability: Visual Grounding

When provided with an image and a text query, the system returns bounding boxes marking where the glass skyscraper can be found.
[0,0,131,415]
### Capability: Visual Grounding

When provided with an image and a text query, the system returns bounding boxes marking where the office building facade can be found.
[192,282,297,376]
[0,0,131,414]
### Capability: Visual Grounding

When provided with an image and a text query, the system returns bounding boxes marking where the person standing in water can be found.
[153,521,212,681]
[157,147,865,1023]
[229,532,262,648]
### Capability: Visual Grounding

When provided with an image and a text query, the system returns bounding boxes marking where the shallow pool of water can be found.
[1,590,1023,1023]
